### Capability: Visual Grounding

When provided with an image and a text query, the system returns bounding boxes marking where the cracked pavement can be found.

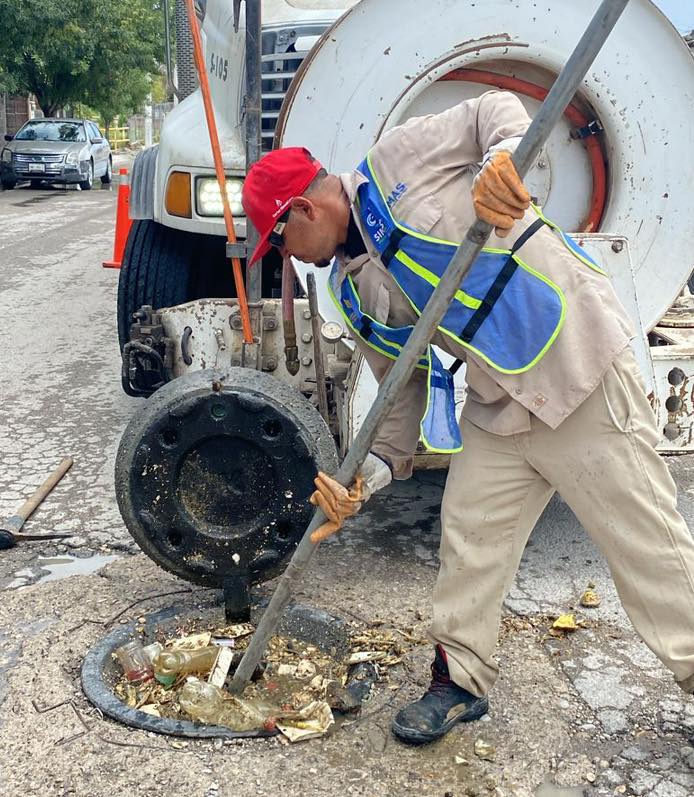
[1,169,694,796]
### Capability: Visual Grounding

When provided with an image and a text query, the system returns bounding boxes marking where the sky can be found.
[652,0,692,32]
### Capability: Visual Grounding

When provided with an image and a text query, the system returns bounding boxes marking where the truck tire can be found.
[117,220,194,350]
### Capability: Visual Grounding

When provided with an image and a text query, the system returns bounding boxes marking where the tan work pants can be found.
[431,347,694,697]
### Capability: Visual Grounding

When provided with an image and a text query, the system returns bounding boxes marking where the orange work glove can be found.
[309,472,364,543]
[471,150,531,237]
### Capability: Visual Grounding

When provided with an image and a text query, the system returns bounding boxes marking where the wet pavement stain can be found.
[35,554,118,583]
[534,778,586,796]
[11,192,70,208]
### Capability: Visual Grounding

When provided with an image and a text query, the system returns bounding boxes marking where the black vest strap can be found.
[508,217,547,256]
[458,218,546,345]
[380,228,406,267]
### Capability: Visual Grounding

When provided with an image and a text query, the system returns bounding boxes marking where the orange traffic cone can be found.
[103,168,133,269]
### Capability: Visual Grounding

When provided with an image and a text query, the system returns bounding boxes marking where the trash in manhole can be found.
[37,554,118,583]
[82,602,424,741]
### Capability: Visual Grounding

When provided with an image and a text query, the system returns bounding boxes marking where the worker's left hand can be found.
[309,472,365,543]
[309,453,392,543]
[472,150,531,237]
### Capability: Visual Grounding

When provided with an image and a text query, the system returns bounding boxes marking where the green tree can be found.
[90,71,153,136]
[0,0,96,115]
[0,0,164,119]
[84,0,164,133]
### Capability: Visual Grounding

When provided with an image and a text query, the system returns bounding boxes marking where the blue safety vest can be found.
[328,152,607,453]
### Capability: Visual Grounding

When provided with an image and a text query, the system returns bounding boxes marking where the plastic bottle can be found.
[178,680,276,731]
[178,681,227,724]
[142,642,163,666]
[115,640,154,684]
[153,646,219,686]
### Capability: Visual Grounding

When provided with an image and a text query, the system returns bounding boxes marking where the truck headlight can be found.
[65,151,80,165]
[1,148,12,163]
[196,177,244,217]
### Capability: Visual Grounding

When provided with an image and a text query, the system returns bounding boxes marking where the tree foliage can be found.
[0,0,165,120]
[84,0,165,130]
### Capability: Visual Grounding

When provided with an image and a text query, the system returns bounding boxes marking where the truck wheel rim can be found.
[115,368,338,587]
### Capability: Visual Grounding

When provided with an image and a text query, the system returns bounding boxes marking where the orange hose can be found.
[440,68,607,232]
[184,0,254,343]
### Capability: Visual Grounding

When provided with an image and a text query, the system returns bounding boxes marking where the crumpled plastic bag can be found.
[275,701,334,742]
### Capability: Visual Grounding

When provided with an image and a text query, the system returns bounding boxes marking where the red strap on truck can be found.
[184,0,254,344]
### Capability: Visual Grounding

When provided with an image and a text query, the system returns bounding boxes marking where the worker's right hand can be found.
[309,453,392,543]
[472,150,531,237]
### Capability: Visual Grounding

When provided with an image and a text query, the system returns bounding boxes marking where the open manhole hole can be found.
[81,601,385,740]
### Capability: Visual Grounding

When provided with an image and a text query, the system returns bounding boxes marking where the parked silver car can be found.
[0,118,112,190]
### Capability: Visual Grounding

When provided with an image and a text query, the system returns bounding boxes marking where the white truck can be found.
[118,0,357,352]
[115,0,694,599]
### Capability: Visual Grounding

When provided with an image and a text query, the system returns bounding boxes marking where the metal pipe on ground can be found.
[229,0,632,693]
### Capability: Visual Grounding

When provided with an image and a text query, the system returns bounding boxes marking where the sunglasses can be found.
[268,209,290,248]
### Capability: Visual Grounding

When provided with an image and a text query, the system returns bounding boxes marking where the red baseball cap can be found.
[242,147,323,265]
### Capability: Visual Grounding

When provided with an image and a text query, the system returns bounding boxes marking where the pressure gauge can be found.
[321,321,344,343]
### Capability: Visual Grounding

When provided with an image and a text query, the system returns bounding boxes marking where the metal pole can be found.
[144,94,153,148]
[230,0,631,692]
[307,273,330,423]
[245,0,263,302]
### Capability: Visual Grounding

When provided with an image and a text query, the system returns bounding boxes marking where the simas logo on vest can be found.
[365,209,387,244]
[386,182,407,209]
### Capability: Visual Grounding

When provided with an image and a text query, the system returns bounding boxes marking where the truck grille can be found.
[261,25,328,151]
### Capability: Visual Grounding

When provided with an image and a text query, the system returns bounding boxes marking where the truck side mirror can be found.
[4,134,13,141]
[91,137,104,144]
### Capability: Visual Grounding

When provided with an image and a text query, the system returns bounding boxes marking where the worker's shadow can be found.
[323,471,446,571]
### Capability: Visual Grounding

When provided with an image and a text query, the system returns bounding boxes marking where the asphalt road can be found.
[0,160,140,556]
[1,169,694,797]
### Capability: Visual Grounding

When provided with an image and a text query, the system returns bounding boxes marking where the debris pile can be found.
[113,616,424,742]
[348,624,414,667]
[579,588,601,608]
[499,583,603,642]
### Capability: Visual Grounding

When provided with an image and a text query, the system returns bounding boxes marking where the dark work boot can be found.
[392,645,488,745]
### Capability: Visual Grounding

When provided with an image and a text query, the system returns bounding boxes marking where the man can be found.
[241,90,694,745]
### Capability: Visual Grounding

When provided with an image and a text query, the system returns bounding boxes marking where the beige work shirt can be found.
[334,90,634,479]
